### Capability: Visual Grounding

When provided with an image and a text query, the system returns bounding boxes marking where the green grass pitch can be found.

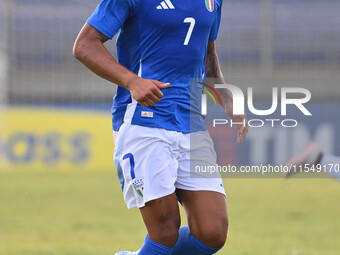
[0,169,339,255]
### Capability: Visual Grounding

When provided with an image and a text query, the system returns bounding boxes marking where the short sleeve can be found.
[87,0,138,39]
[208,0,223,41]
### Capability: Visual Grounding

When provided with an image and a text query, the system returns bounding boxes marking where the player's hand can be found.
[127,78,170,107]
[224,101,248,144]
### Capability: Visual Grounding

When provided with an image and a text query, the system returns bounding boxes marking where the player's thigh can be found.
[114,123,178,209]
[176,189,228,245]
[176,130,228,245]
[139,192,181,247]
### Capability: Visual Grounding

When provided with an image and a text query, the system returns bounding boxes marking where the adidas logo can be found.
[156,0,175,9]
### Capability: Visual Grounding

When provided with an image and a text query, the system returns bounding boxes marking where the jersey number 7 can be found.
[183,17,196,46]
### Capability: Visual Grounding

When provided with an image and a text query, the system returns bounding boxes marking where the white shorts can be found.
[113,123,225,209]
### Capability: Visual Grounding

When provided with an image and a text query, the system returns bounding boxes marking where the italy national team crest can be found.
[205,0,214,12]
[132,178,144,197]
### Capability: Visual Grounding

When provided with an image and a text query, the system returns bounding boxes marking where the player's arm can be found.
[206,41,248,144]
[73,23,169,107]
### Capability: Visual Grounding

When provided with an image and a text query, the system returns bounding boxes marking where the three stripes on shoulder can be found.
[156,0,175,9]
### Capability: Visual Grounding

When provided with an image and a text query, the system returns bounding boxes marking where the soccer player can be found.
[285,142,340,180]
[73,0,248,254]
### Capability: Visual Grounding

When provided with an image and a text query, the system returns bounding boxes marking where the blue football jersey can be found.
[87,0,223,133]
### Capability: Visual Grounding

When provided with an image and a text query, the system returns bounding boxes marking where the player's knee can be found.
[158,226,179,246]
[155,211,181,246]
[199,216,228,248]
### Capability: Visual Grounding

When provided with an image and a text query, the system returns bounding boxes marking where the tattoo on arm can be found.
[206,53,220,80]
[206,46,232,105]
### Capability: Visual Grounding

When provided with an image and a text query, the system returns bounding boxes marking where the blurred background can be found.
[0,0,339,254]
